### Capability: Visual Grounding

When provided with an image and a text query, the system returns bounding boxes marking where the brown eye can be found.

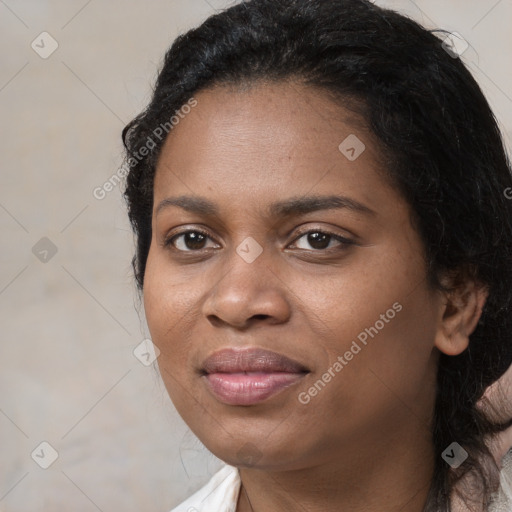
[304,232,331,250]
[165,230,218,252]
[291,230,354,251]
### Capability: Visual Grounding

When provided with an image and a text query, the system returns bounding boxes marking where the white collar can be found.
[169,464,240,512]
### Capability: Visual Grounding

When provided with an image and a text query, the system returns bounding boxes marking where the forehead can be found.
[157,80,371,168]
[153,81,397,219]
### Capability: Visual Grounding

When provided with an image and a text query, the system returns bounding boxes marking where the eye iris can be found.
[184,232,207,250]
[308,232,330,250]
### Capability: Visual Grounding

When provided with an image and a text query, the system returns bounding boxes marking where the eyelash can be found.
[163,227,355,253]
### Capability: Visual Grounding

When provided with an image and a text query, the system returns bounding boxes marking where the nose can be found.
[201,251,291,330]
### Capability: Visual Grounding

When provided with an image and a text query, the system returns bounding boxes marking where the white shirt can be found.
[169,464,240,512]
[169,449,512,512]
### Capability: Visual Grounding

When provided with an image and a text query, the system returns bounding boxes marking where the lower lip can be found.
[203,372,306,406]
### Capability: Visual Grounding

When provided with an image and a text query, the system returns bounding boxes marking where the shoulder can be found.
[489,448,512,512]
[168,464,241,512]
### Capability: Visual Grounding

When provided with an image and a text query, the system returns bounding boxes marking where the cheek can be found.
[142,250,196,363]
[142,254,199,412]
[300,242,427,347]
[300,243,437,402]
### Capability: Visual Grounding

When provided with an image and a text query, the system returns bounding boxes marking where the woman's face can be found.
[143,81,446,470]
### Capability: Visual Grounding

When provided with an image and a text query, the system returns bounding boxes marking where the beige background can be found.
[1,1,511,511]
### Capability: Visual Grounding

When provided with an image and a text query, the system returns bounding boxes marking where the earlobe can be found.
[434,276,489,357]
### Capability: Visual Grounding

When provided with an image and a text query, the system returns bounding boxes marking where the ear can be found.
[434,271,489,356]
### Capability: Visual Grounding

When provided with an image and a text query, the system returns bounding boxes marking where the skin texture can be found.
[143,81,489,512]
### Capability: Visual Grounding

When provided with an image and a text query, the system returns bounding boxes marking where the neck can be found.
[236,418,435,512]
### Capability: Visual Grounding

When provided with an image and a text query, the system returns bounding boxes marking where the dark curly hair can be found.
[122,0,512,509]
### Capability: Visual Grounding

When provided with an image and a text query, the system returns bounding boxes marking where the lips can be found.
[201,347,309,406]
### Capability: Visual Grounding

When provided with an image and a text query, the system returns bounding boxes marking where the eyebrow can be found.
[155,194,376,218]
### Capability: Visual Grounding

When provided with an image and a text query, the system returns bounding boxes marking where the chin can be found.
[199,430,310,471]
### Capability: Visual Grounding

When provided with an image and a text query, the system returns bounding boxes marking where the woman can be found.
[121,0,512,510]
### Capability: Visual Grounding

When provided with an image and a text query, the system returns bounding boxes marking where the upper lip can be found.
[201,347,310,374]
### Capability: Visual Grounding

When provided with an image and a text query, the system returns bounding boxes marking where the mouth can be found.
[200,347,310,406]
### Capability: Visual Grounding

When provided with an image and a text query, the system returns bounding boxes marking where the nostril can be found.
[251,314,270,321]
[206,315,225,328]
